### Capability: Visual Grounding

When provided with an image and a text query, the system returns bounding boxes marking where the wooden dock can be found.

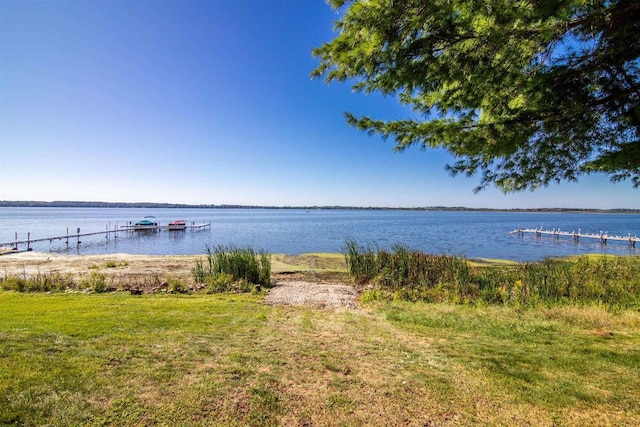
[0,222,211,252]
[119,222,211,232]
[510,228,639,247]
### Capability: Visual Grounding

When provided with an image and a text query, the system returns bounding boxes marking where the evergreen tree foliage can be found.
[312,0,640,192]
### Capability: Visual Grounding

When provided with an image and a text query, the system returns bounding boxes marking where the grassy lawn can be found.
[1,292,639,426]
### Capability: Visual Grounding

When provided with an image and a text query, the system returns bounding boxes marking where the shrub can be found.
[0,276,26,292]
[205,273,234,293]
[0,272,75,293]
[167,276,189,294]
[82,271,108,292]
[360,289,391,303]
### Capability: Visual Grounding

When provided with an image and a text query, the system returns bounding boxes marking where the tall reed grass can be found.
[192,244,271,292]
[346,239,640,308]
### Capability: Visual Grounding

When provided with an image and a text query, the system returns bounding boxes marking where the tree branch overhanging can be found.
[313,0,640,192]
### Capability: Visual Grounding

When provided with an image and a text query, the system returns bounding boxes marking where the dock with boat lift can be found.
[119,222,211,232]
[510,227,640,247]
[0,221,211,253]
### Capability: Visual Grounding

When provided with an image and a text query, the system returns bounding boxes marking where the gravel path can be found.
[264,281,357,309]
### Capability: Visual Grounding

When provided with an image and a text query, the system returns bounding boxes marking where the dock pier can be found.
[119,222,211,232]
[0,221,211,253]
[510,228,639,247]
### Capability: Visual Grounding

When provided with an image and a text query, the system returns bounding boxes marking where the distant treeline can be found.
[0,200,639,213]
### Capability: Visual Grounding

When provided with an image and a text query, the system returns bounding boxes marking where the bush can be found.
[0,272,75,293]
[105,260,127,268]
[205,273,234,293]
[0,276,26,292]
[167,276,189,294]
[360,289,390,303]
[82,271,108,292]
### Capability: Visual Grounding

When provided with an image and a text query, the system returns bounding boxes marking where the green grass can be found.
[1,292,639,425]
[104,260,128,268]
[379,302,640,408]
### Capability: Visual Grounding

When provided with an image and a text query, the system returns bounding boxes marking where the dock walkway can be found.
[510,228,639,247]
[0,222,211,252]
[119,223,211,232]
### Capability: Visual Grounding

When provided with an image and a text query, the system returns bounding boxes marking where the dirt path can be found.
[264,281,357,308]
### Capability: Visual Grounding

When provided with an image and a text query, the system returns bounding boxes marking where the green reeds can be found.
[348,239,640,308]
[345,239,471,301]
[343,239,377,284]
[192,244,271,292]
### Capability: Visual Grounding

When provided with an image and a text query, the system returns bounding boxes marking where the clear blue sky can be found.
[1,0,638,209]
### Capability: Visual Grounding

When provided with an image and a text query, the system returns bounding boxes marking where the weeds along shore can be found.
[1,241,640,310]
[344,239,640,309]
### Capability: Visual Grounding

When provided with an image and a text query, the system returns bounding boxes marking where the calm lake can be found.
[1,207,639,261]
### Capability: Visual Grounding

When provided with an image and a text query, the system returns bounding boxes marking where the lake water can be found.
[1,207,639,261]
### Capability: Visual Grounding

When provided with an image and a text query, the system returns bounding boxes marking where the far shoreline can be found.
[1,200,639,213]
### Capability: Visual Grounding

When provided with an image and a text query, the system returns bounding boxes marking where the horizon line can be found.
[1,200,639,213]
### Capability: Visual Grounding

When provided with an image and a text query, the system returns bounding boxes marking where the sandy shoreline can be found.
[0,252,201,284]
[0,252,356,306]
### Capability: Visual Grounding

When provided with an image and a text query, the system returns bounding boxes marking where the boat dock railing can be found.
[0,222,211,252]
[510,227,639,247]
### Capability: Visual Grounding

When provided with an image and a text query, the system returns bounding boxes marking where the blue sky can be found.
[1,0,638,209]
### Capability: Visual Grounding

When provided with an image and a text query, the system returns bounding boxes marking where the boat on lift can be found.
[133,216,158,231]
[168,220,187,231]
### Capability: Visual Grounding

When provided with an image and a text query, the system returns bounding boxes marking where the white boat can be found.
[133,216,158,231]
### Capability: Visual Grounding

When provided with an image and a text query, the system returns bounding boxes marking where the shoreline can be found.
[2,201,640,213]
[0,252,200,285]
[2,251,633,291]
[0,252,350,288]
[1,250,623,279]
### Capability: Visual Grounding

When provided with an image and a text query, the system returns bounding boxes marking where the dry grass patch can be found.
[467,258,518,267]
[271,253,346,273]
[271,253,349,284]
